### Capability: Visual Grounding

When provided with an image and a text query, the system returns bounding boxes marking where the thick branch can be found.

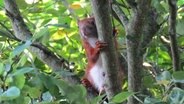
[3,0,80,84]
[168,0,180,71]
[91,0,122,99]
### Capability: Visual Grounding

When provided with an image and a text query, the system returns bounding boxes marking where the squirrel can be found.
[78,17,126,95]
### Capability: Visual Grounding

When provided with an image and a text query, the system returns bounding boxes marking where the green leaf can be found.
[11,67,35,76]
[28,76,43,90]
[0,63,4,75]
[28,87,41,98]
[172,71,184,83]
[40,19,52,27]
[42,91,53,102]
[66,85,87,103]
[0,88,3,95]
[158,50,170,61]
[151,0,167,14]
[90,95,105,104]
[0,0,3,7]
[16,54,28,67]
[54,78,87,103]
[0,86,20,101]
[144,97,163,104]
[178,36,184,46]
[32,27,50,41]
[12,40,32,57]
[156,71,171,85]
[16,0,29,9]
[178,0,184,6]
[5,63,11,72]
[176,19,184,35]
[13,74,25,89]
[111,91,134,103]
[57,70,75,77]
[168,87,184,104]
[38,73,60,97]
[143,75,155,88]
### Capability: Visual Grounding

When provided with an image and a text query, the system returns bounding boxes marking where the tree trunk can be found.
[91,0,122,100]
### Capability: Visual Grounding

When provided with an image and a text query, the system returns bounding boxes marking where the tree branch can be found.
[141,9,159,53]
[112,3,129,30]
[168,0,180,71]
[126,0,137,10]
[3,0,80,84]
[125,0,152,104]
[91,0,122,100]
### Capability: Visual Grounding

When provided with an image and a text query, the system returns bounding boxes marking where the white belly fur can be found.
[89,58,105,91]
[87,37,105,91]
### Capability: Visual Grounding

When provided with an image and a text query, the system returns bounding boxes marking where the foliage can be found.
[0,0,184,104]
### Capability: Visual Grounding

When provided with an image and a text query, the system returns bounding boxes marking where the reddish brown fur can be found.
[78,17,124,94]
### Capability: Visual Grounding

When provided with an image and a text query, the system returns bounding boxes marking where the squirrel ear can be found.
[88,17,95,25]
[77,19,80,25]
[91,17,95,21]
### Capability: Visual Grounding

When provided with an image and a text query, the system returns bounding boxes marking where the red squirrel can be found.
[78,17,124,94]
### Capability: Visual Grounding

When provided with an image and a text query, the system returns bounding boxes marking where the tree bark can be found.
[125,0,152,104]
[90,0,122,100]
[106,1,159,103]
[3,0,80,84]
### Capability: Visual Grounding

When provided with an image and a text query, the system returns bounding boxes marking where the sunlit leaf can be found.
[0,0,3,7]
[178,7,184,13]
[40,19,52,27]
[70,3,81,9]
[13,74,25,89]
[50,29,66,40]
[25,0,39,4]
[178,0,184,6]
[32,27,50,41]
[16,54,28,67]
[158,50,170,61]
[0,63,4,75]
